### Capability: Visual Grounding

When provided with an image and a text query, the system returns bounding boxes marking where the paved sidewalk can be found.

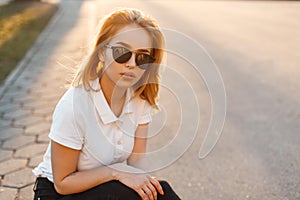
[0,0,94,199]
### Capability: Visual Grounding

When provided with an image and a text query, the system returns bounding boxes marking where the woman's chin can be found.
[115,77,139,89]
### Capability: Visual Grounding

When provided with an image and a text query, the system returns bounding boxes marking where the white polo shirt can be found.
[33,78,152,181]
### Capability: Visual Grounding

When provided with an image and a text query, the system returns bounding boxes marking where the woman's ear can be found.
[98,50,105,61]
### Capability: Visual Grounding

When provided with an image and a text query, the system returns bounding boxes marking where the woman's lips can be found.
[120,72,136,79]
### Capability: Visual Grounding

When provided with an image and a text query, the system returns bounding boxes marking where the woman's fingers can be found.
[142,185,155,200]
[137,188,148,200]
[149,176,164,195]
[138,178,158,200]
[148,184,157,200]
[118,172,163,200]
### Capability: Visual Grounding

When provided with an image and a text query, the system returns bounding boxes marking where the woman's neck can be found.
[100,73,127,116]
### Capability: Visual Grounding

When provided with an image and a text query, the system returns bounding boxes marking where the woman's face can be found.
[102,24,153,89]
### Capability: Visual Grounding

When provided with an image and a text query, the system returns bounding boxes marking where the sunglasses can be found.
[105,44,155,70]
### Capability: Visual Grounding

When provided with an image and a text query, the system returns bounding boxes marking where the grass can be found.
[0,1,58,84]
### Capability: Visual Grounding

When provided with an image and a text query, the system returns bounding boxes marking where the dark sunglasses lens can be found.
[113,47,132,63]
[136,54,155,70]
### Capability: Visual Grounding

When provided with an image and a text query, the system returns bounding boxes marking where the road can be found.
[91,1,300,199]
[1,0,299,199]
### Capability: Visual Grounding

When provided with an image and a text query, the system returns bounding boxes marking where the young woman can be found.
[33,8,181,200]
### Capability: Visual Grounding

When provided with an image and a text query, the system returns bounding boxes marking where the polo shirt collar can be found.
[92,78,134,125]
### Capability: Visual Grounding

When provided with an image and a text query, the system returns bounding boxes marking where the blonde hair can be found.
[72,8,165,108]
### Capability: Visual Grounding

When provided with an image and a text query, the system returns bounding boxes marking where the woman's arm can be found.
[127,123,149,169]
[51,141,116,195]
[123,123,164,199]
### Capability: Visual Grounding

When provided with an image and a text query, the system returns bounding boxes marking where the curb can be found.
[0,2,63,100]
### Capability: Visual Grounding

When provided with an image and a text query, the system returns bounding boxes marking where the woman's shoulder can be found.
[55,86,84,109]
[60,85,90,101]
[54,86,91,118]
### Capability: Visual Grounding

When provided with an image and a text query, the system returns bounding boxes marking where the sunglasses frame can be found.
[105,44,156,70]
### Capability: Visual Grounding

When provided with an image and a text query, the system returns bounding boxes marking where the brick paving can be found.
[0,1,93,199]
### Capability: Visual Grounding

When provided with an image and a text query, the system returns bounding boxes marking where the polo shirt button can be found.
[117,140,122,145]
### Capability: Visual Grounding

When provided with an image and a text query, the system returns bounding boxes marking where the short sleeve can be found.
[137,101,152,125]
[49,89,83,150]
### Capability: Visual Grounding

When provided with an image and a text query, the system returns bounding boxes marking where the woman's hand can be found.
[111,163,164,200]
[118,173,163,200]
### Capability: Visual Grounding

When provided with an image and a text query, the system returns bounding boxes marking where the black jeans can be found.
[33,177,181,200]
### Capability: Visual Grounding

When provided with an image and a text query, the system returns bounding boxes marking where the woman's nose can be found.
[125,53,136,67]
